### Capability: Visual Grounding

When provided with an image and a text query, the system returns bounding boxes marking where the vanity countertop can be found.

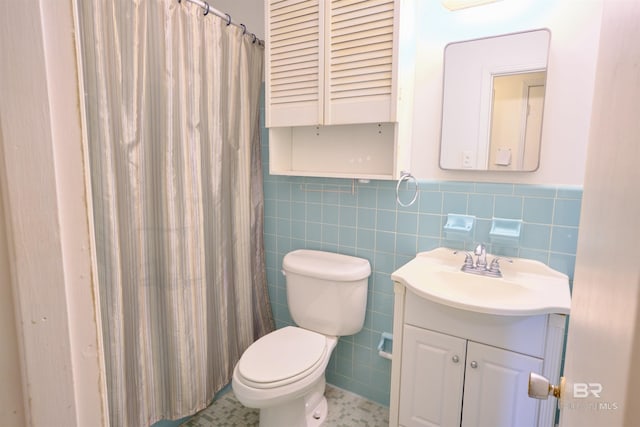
[391,247,571,316]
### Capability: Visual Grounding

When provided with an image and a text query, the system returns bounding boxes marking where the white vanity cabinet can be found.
[391,285,567,427]
[265,0,416,179]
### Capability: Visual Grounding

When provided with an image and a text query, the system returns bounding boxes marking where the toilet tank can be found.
[282,250,371,336]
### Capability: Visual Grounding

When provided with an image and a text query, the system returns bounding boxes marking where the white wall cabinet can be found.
[265,0,416,179]
[390,285,567,427]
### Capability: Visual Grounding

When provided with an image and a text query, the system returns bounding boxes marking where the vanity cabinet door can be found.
[399,325,466,427]
[461,341,542,427]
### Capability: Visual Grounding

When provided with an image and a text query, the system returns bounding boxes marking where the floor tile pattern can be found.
[181,385,389,427]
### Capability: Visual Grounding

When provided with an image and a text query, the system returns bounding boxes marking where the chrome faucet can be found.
[474,243,487,269]
[455,243,512,278]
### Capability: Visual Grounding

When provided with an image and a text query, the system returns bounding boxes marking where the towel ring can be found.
[396,171,419,207]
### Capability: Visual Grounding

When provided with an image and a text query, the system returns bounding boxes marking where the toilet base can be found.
[258,379,328,427]
[307,395,327,426]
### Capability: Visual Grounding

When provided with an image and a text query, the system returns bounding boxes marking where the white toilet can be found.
[232,249,371,427]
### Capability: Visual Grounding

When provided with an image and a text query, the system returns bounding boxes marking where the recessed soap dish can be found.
[443,214,476,240]
[489,217,522,245]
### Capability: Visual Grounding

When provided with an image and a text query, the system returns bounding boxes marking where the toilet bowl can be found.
[232,326,338,426]
[232,250,371,427]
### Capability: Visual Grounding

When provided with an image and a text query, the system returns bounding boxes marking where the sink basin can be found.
[391,247,571,316]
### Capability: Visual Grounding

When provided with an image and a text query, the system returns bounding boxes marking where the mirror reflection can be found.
[488,71,546,170]
[439,29,550,171]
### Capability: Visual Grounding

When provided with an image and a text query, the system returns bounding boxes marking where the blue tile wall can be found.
[259,93,582,407]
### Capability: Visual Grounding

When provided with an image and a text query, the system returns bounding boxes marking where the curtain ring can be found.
[240,23,246,35]
[396,171,419,207]
[251,33,257,44]
[203,2,210,15]
[225,13,231,26]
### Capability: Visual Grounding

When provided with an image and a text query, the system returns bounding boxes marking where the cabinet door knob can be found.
[470,361,478,369]
[452,355,459,363]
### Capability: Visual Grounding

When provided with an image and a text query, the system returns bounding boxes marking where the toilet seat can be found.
[236,326,328,389]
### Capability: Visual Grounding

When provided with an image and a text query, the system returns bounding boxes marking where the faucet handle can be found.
[488,257,513,274]
[490,256,513,265]
[474,243,486,255]
[453,250,474,268]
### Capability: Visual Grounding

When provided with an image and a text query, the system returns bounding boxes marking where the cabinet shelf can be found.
[268,122,402,179]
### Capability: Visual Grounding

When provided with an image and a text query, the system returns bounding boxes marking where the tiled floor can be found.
[181,385,389,427]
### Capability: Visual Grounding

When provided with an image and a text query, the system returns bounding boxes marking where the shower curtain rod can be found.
[179,0,264,46]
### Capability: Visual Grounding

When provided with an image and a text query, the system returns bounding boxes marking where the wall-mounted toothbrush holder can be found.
[489,217,522,245]
[443,213,476,241]
[377,332,393,360]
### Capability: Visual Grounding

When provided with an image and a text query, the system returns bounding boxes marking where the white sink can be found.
[391,247,571,316]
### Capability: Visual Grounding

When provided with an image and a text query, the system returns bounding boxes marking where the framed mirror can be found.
[439,29,551,171]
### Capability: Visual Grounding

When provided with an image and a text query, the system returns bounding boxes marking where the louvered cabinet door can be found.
[325,0,397,125]
[266,0,323,127]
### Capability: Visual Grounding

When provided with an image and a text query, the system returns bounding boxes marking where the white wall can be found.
[212,0,264,39]
[0,0,107,425]
[411,0,603,184]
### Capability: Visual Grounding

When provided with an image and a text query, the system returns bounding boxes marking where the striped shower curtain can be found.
[76,1,273,425]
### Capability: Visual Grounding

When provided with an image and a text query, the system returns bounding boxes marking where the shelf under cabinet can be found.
[268,122,401,180]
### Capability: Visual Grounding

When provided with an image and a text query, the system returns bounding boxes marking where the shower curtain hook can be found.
[203,2,210,15]
[225,13,231,26]
[240,23,246,35]
[251,33,257,43]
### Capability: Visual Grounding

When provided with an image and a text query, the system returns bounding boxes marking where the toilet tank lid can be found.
[283,250,371,281]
